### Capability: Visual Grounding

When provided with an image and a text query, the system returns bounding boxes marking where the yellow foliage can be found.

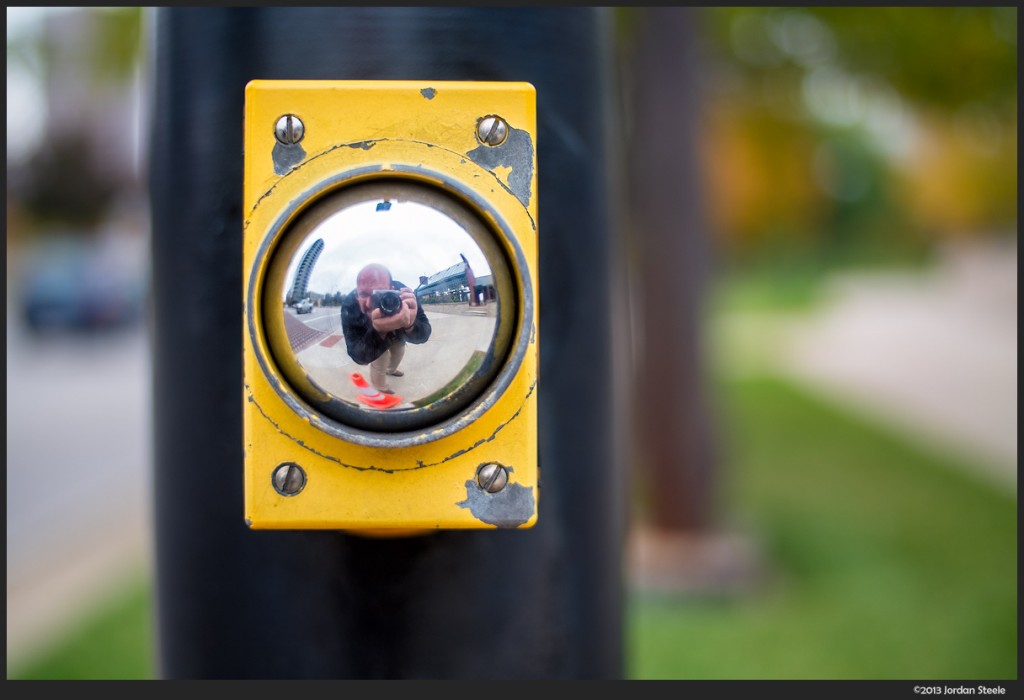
[698,101,828,252]
[895,113,1017,237]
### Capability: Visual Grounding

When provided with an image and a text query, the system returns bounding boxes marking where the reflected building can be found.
[416,253,494,305]
[288,238,324,304]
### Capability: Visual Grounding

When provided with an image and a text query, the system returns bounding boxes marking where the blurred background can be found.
[6,7,1016,679]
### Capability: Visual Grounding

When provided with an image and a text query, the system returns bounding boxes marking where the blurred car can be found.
[17,235,147,333]
[295,299,313,314]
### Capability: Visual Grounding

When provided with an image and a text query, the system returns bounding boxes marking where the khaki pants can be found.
[370,340,405,390]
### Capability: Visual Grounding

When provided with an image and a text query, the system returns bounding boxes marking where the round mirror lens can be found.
[263,180,515,432]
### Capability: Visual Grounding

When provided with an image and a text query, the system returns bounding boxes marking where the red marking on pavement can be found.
[320,335,342,348]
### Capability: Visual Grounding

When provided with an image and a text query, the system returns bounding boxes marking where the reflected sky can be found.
[284,198,492,298]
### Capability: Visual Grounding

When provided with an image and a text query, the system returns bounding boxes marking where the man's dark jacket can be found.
[340,280,431,365]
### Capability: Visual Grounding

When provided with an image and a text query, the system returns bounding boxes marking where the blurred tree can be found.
[813,7,1016,113]
[6,7,143,233]
[700,103,827,257]
[697,6,1017,261]
[13,130,122,229]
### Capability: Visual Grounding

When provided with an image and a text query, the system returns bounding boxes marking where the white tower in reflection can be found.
[288,238,324,303]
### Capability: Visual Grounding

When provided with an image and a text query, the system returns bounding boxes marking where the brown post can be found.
[626,8,720,533]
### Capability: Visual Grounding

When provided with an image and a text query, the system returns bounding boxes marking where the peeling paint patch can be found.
[420,87,437,100]
[456,479,535,528]
[467,125,534,207]
[347,141,376,151]
[272,142,306,175]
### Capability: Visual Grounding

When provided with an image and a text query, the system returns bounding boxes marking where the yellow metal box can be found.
[243,80,538,532]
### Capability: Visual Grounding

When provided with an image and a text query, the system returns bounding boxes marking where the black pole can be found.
[149,7,625,679]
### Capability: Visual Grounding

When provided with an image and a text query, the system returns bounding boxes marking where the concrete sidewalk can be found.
[720,236,1017,492]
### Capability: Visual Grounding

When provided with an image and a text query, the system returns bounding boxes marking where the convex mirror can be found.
[262,180,516,433]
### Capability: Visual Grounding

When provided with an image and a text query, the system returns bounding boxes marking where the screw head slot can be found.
[274,114,305,145]
[476,115,508,147]
[272,462,307,496]
[476,462,509,493]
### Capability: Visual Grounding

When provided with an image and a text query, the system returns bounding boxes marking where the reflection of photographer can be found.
[341,263,431,394]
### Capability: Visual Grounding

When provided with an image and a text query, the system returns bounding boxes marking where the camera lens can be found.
[374,289,403,316]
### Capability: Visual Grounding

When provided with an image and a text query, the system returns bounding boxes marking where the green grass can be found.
[411,350,485,407]
[711,264,828,315]
[9,572,155,680]
[627,375,1017,680]
[709,244,936,316]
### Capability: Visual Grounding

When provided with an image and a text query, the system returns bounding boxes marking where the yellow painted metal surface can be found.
[243,81,538,531]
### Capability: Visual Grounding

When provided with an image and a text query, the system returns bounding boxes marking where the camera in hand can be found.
[371,289,404,317]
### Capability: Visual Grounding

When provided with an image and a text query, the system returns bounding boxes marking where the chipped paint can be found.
[437,380,536,464]
[492,164,513,188]
[246,379,537,473]
[247,391,382,472]
[466,125,534,207]
[456,476,535,528]
[420,87,437,100]
[272,142,306,175]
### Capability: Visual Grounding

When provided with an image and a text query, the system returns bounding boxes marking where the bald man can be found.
[340,263,431,394]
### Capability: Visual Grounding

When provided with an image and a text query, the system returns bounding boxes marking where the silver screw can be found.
[272,462,306,496]
[476,115,508,147]
[476,463,509,493]
[274,114,305,145]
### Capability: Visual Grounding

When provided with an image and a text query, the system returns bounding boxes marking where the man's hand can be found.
[370,288,419,333]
